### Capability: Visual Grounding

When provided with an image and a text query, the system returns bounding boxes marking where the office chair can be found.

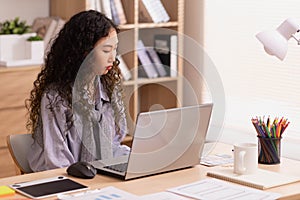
[7,133,34,174]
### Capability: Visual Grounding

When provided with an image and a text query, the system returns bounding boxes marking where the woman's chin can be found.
[102,70,109,75]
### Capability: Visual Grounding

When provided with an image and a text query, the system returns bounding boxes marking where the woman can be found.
[26,10,130,172]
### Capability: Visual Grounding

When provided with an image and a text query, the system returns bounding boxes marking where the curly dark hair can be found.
[26,10,122,135]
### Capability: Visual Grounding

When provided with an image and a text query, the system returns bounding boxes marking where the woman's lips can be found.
[106,66,112,71]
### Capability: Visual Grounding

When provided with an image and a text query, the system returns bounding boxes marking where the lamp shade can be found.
[256,18,299,60]
[256,31,287,60]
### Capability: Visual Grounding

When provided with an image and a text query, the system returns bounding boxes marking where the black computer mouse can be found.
[67,161,97,179]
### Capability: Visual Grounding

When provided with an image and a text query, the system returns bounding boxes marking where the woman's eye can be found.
[103,50,110,53]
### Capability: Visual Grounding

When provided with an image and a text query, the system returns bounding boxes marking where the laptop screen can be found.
[125,103,213,179]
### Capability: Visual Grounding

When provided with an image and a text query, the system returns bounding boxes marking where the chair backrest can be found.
[7,134,34,174]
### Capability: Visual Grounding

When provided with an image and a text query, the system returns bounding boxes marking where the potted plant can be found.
[0,17,35,63]
[0,17,30,34]
[25,35,44,60]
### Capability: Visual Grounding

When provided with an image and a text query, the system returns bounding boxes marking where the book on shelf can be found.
[207,167,300,190]
[141,0,170,23]
[139,1,153,23]
[137,40,159,79]
[154,34,178,77]
[112,0,127,25]
[100,0,112,19]
[95,0,102,11]
[146,47,167,77]
[86,0,126,25]
[117,55,132,81]
[86,0,103,12]
[110,0,120,25]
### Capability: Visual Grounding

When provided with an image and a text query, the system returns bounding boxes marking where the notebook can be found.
[207,167,300,190]
[91,103,213,180]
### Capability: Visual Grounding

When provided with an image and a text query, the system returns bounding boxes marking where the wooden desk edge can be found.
[0,65,41,73]
[0,142,299,200]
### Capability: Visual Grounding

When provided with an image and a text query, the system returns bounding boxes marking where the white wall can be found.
[203,0,300,160]
[183,0,300,160]
[0,0,49,25]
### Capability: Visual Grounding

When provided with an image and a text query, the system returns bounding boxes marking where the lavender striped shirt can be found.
[27,82,130,172]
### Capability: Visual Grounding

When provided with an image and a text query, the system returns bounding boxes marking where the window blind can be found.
[202,0,300,159]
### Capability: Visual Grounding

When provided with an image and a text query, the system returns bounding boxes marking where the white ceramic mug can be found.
[233,143,258,175]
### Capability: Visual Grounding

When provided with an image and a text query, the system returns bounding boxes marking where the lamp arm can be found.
[291,30,300,45]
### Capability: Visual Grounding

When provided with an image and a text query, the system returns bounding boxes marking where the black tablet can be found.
[10,176,88,199]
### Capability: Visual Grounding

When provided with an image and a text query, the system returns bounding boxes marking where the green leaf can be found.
[0,17,31,35]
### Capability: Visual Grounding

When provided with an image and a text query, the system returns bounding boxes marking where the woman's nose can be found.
[109,51,117,63]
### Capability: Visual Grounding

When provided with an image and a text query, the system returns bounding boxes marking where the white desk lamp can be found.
[256,18,300,60]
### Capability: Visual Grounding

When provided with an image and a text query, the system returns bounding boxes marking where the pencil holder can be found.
[257,136,281,164]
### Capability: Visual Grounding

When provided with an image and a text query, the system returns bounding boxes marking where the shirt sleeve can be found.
[28,92,76,172]
[113,136,131,156]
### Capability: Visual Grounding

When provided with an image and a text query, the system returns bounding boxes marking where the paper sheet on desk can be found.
[200,154,233,166]
[58,186,189,200]
[140,191,190,199]
[167,179,281,200]
[57,186,139,200]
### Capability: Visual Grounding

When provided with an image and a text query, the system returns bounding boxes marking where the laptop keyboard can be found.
[104,163,128,172]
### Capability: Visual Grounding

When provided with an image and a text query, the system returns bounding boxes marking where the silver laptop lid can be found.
[125,103,213,180]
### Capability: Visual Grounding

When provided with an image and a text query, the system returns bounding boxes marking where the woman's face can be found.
[93,29,118,75]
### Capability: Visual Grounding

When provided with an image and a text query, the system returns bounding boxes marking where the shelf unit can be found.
[51,0,184,134]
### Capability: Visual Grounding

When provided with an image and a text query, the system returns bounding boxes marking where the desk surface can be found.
[0,142,299,200]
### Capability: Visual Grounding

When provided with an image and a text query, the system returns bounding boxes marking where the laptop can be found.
[91,103,213,180]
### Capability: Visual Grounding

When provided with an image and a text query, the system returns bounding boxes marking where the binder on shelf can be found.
[86,0,106,14]
[112,0,127,25]
[137,40,159,78]
[110,0,120,25]
[141,0,170,23]
[170,35,178,77]
[95,0,102,12]
[117,55,132,81]
[154,34,178,77]
[146,47,167,77]
[100,0,112,19]
[139,1,154,23]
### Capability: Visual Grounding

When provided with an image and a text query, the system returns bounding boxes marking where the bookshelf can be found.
[50,0,184,135]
